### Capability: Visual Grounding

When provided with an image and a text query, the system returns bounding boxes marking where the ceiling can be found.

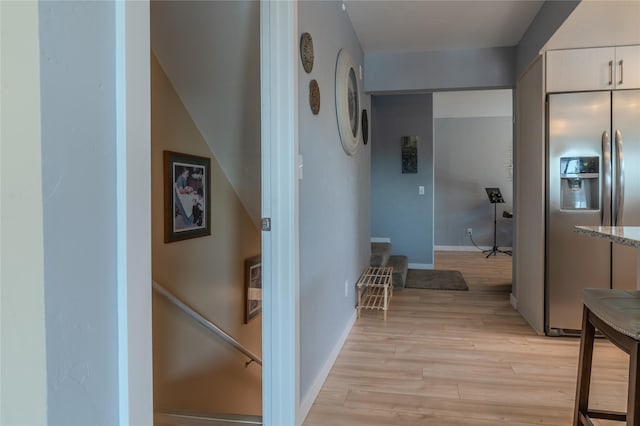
[344,0,545,53]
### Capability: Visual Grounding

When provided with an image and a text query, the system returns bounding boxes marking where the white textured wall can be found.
[39,2,120,423]
[0,2,47,424]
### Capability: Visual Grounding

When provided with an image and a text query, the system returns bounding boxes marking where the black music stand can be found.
[483,187,511,258]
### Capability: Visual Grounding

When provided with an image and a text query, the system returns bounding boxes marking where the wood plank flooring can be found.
[303,251,629,426]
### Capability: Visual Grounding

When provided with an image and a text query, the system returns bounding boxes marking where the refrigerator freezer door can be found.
[612,90,640,291]
[547,92,612,333]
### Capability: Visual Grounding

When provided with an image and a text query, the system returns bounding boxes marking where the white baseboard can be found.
[408,263,433,270]
[370,237,391,243]
[435,245,513,253]
[510,293,517,309]
[298,310,357,425]
[435,245,487,252]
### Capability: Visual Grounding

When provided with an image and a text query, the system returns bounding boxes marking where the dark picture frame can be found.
[401,135,418,173]
[361,109,369,145]
[164,151,211,243]
[244,255,262,323]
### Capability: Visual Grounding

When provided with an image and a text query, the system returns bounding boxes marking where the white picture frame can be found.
[335,49,360,156]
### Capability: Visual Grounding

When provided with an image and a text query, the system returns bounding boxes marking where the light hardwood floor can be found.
[303,251,629,426]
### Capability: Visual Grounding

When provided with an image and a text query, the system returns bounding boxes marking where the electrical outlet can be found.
[467,228,473,236]
[344,280,349,297]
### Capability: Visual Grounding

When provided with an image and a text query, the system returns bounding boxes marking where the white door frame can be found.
[118,1,300,424]
[260,1,300,425]
[116,2,153,424]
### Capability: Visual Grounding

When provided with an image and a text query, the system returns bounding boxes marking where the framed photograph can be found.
[164,151,211,243]
[244,255,262,323]
[401,135,418,174]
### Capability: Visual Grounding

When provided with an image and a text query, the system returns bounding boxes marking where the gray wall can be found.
[298,0,371,403]
[515,0,580,75]
[39,2,119,424]
[371,94,434,266]
[514,56,545,333]
[365,47,516,93]
[364,1,580,93]
[434,117,513,247]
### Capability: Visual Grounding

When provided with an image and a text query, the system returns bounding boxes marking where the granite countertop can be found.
[575,226,640,248]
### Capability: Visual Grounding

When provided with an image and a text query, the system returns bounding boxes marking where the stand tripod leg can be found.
[482,203,512,257]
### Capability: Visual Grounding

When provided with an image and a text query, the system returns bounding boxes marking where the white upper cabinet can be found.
[546,45,640,93]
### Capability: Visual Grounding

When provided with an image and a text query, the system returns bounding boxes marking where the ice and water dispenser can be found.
[560,156,599,210]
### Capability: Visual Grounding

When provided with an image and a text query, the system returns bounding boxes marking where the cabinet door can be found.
[615,45,640,90]
[546,47,615,93]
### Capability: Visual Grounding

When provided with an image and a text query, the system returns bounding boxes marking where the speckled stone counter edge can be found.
[575,226,640,248]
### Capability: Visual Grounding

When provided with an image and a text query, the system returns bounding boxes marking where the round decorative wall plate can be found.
[361,109,369,145]
[300,32,314,74]
[335,49,360,156]
[309,79,320,115]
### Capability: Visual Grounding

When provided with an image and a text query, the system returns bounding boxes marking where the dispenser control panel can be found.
[560,156,599,177]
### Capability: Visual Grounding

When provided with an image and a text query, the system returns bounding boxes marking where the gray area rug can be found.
[405,269,469,291]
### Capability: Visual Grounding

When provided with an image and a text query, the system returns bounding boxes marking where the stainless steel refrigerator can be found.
[546,89,640,336]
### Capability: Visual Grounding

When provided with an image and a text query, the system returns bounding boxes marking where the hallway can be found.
[304,252,628,425]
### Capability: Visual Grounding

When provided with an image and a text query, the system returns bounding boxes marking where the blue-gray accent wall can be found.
[39,2,119,424]
[298,0,371,404]
[371,94,434,265]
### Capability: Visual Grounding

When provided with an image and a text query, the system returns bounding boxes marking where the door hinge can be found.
[261,217,271,232]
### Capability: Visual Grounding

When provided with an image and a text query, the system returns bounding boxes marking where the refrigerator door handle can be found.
[615,129,625,225]
[602,131,612,226]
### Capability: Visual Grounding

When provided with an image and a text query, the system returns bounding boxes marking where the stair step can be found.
[370,242,392,267]
[155,411,262,425]
[387,255,408,288]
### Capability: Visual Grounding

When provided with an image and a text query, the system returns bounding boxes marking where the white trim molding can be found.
[115,2,152,424]
[510,293,517,309]
[370,237,391,243]
[435,245,513,253]
[261,1,300,425]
